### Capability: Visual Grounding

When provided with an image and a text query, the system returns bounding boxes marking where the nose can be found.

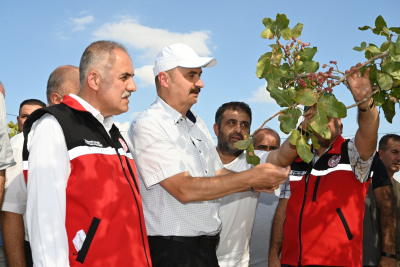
[195,78,204,88]
[127,78,137,92]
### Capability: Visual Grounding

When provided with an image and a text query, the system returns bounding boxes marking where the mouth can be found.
[189,88,201,95]
[230,134,243,142]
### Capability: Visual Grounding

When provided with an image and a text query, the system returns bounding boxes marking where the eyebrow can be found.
[186,70,202,75]
[119,72,134,78]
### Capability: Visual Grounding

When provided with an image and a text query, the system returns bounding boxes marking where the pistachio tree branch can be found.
[334,52,389,86]
[251,104,298,136]
[346,85,380,109]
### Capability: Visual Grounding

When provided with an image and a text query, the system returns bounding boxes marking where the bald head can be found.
[253,128,281,152]
[0,81,5,97]
[46,65,80,105]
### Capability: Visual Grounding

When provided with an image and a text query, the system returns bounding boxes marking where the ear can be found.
[50,93,63,105]
[87,71,101,92]
[378,149,383,160]
[339,120,343,134]
[158,72,169,88]
[213,123,219,137]
[17,116,20,124]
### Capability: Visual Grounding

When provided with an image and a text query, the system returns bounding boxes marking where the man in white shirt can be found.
[130,43,305,267]
[22,41,152,267]
[1,65,79,267]
[214,102,271,267]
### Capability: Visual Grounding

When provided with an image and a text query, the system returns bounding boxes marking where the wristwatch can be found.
[381,252,396,259]
[358,99,375,112]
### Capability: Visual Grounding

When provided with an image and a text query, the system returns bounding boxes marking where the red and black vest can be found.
[22,96,152,267]
[281,135,371,267]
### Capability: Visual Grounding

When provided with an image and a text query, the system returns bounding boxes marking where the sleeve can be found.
[26,114,71,267]
[129,119,188,189]
[371,154,392,190]
[347,138,375,183]
[279,178,291,199]
[0,93,16,170]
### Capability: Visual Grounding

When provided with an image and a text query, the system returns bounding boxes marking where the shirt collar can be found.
[68,94,114,129]
[155,96,197,125]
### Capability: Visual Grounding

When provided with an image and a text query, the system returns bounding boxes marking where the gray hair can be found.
[46,65,78,104]
[253,127,281,145]
[79,40,129,87]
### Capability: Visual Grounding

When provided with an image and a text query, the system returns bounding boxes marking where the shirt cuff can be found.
[2,202,26,214]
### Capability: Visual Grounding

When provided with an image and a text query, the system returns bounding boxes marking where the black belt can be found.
[149,234,220,248]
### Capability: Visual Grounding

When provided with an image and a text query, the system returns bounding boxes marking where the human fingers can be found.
[363,68,370,79]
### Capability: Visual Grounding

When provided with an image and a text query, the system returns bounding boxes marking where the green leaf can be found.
[275,13,290,30]
[386,96,396,111]
[380,41,390,52]
[281,27,292,40]
[270,88,295,107]
[309,103,329,134]
[389,42,400,61]
[262,17,275,29]
[256,53,272,78]
[278,63,291,76]
[246,144,260,166]
[383,26,390,36]
[291,23,303,38]
[301,61,319,74]
[375,15,387,30]
[391,87,400,99]
[396,36,400,54]
[309,133,320,150]
[382,101,395,123]
[286,88,297,99]
[296,135,313,163]
[289,129,301,145]
[373,90,386,106]
[382,62,400,74]
[261,28,274,39]
[299,47,317,61]
[353,41,367,52]
[390,70,400,80]
[358,26,372,31]
[278,108,302,134]
[293,89,319,106]
[365,45,382,54]
[234,137,252,150]
[390,27,400,34]
[265,67,281,90]
[293,61,303,73]
[319,95,347,118]
[377,73,393,90]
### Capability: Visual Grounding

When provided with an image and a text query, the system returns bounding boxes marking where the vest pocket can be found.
[312,176,321,202]
[335,208,354,241]
[76,217,101,264]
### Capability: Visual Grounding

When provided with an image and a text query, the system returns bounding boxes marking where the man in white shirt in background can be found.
[1,65,79,267]
[249,128,281,267]
[214,101,271,267]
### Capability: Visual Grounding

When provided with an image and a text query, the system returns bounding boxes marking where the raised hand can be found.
[346,67,372,108]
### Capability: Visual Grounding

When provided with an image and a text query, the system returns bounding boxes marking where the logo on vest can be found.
[84,139,103,148]
[119,138,129,152]
[328,155,341,167]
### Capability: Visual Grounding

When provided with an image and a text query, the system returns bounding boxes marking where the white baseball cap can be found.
[153,43,217,77]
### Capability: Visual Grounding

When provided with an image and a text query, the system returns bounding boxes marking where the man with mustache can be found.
[378,134,400,266]
[1,65,79,267]
[269,67,395,267]
[22,41,152,267]
[129,43,317,267]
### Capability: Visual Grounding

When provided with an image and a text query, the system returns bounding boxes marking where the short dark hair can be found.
[46,65,78,105]
[253,127,281,145]
[215,102,252,129]
[79,40,129,87]
[19,99,46,115]
[379,134,400,151]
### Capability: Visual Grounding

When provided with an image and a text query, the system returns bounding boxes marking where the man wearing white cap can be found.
[129,43,297,267]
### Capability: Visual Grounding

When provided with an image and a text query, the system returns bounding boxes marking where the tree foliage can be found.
[8,121,19,138]
[238,14,400,164]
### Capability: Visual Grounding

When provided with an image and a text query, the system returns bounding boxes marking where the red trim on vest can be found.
[281,137,369,267]
[61,95,87,112]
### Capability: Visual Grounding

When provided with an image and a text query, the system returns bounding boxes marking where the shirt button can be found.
[199,150,201,153]
[205,170,208,174]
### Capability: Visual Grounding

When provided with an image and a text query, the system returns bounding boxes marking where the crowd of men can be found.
[0,40,399,267]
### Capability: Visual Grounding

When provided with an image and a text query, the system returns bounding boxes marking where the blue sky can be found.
[1,1,399,152]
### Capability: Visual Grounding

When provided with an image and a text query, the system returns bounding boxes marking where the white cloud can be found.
[93,18,212,61]
[247,82,276,103]
[134,65,155,87]
[70,15,94,32]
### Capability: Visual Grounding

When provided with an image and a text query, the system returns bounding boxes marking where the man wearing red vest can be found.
[269,67,395,267]
[22,41,152,267]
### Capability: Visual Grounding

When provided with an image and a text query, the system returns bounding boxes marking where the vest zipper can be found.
[298,171,310,266]
[312,176,321,202]
[114,142,151,267]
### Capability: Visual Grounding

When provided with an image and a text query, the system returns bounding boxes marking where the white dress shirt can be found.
[26,94,113,267]
[129,96,224,236]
